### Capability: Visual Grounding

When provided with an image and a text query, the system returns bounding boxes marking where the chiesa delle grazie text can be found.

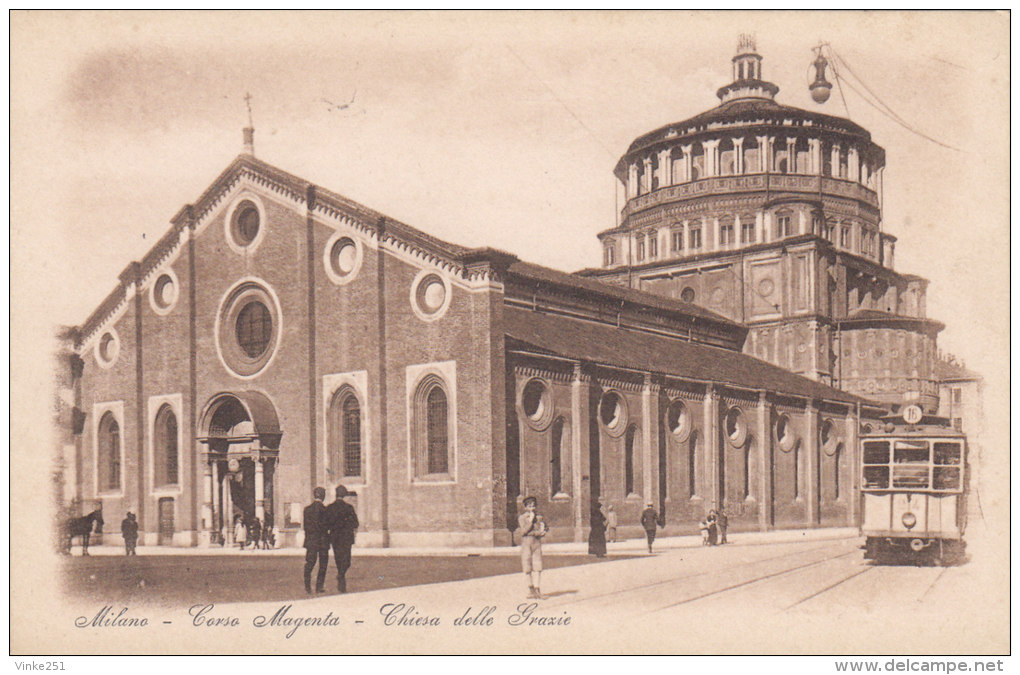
[63,40,953,548]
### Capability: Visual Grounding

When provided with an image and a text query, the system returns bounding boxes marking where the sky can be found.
[11,11,1009,438]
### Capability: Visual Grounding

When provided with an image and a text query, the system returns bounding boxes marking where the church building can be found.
[64,42,908,549]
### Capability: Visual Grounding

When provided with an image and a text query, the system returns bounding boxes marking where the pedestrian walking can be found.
[716,508,729,545]
[640,502,660,554]
[120,512,138,556]
[699,516,711,546]
[605,505,618,543]
[249,517,262,551]
[324,485,360,593]
[588,504,607,558]
[518,496,548,599]
[302,487,329,595]
[234,516,247,550]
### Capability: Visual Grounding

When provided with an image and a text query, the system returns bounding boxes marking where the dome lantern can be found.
[717,34,780,104]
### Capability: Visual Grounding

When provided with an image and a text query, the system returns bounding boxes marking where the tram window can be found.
[933,467,961,491]
[863,466,889,489]
[934,442,961,465]
[892,465,929,489]
[862,441,889,465]
[893,440,929,464]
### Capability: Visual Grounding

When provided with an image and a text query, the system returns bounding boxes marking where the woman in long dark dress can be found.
[588,506,608,557]
[706,510,719,546]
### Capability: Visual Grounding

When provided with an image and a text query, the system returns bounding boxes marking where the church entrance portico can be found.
[197,391,281,547]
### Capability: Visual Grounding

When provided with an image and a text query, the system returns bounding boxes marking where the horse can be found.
[65,509,104,555]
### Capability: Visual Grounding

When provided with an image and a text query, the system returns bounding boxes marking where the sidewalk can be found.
[69,526,860,557]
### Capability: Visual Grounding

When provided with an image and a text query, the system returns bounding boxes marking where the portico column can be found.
[733,137,744,174]
[627,162,639,199]
[658,149,672,187]
[848,147,860,182]
[830,144,841,178]
[702,139,721,177]
[681,144,693,182]
[255,455,266,521]
[202,457,213,535]
[756,135,769,172]
[210,459,221,543]
[642,156,654,193]
[808,139,822,175]
[756,391,773,531]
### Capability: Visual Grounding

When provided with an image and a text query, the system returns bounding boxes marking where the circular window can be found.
[680,287,696,303]
[323,232,365,286]
[665,399,691,441]
[599,391,628,436]
[235,301,273,359]
[776,414,797,452]
[150,271,179,314]
[710,287,726,305]
[232,200,260,246]
[216,279,281,378]
[725,406,748,447]
[758,278,775,296]
[821,419,841,455]
[520,379,553,430]
[410,270,451,321]
[95,329,120,367]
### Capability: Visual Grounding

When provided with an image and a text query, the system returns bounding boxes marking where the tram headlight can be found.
[901,512,917,529]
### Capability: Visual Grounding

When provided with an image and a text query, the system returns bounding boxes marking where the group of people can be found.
[302,485,360,595]
[587,500,666,557]
[699,508,729,546]
[233,515,276,550]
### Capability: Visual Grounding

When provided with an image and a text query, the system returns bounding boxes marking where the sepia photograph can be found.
[10,10,1010,661]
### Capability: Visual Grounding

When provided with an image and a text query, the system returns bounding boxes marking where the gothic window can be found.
[154,404,178,487]
[550,417,565,497]
[624,425,638,496]
[413,375,452,479]
[635,237,645,262]
[98,412,121,492]
[689,226,702,250]
[604,243,616,266]
[671,229,684,253]
[841,225,851,247]
[720,222,735,245]
[833,443,843,499]
[329,389,363,480]
[688,430,699,498]
[648,234,658,259]
[741,219,756,244]
[777,213,793,238]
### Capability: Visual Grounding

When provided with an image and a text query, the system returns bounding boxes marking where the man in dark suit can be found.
[324,485,360,593]
[302,487,329,595]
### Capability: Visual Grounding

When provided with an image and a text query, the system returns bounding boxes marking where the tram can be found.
[860,405,968,565]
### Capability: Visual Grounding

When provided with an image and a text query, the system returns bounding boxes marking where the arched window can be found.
[834,443,843,500]
[550,417,565,497]
[98,412,120,492]
[154,405,178,486]
[426,387,448,474]
[624,425,637,496]
[329,389,363,480]
[743,439,753,500]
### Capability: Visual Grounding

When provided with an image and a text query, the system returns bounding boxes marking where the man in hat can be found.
[302,487,329,595]
[640,502,660,554]
[120,512,138,556]
[324,484,360,593]
[518,496,548,599]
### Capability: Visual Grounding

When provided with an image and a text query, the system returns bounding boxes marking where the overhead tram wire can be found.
[825,46,962,153]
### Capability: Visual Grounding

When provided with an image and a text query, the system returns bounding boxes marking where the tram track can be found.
[783,566,874,611]
[646,549,859,613]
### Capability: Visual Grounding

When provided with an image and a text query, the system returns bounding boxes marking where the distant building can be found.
[581,36,946,414]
